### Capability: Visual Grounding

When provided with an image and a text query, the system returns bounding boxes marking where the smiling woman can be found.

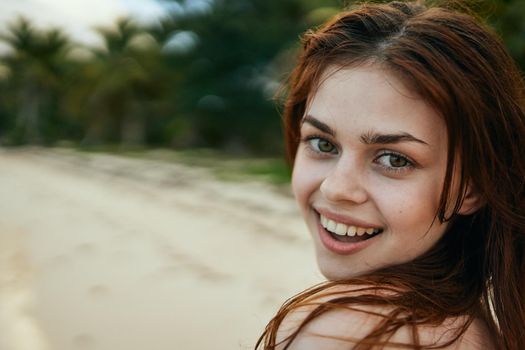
[294,66,465,280]
[256,1,525,349]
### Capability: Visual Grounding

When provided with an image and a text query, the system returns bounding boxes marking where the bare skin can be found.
[284,65,491,348]
[276,286,495,349]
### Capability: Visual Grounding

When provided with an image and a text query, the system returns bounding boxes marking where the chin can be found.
[317,260,360,281]
[316,254,379,281]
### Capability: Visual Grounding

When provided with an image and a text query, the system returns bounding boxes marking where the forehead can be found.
[305,65,447,148]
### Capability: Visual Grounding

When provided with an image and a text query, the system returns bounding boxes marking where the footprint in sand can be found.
[88,284,111,299]
[75,242,97,256]
[72,333,97,349]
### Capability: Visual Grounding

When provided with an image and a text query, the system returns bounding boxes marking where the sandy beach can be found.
[0,148,322,350]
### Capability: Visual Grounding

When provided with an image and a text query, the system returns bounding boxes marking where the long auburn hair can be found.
[256,1,525,349]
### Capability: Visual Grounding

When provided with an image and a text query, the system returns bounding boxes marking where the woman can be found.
[256,1,525,349]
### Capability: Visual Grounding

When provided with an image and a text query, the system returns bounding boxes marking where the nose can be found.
[319,158,369,204]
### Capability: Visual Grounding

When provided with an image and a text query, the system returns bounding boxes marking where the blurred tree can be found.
[67,18,169,146]
[0,0,524,155]
[162,0,342,154]
[485,0,525,72]
[0,17,71,144]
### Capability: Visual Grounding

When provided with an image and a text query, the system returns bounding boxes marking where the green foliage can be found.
[0,17,73,144]
[77,146,292,184]
[0,0,523,155]
[484,0,525,72]
[155,0,342,154]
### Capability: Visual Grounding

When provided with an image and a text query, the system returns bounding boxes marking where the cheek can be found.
[291,161,312,208]
[371,175,443,225]
[291,154,324,209]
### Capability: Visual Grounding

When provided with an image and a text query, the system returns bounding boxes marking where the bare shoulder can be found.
[417,316,495,350]
[275,285,495,350]
[275,284,397,350]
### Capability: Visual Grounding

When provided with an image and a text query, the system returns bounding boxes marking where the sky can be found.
[0,0,171,51]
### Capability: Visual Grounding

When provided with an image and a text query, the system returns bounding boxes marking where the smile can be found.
[320,214,382,237]
[317,211,384,255]
[316,212,384,255]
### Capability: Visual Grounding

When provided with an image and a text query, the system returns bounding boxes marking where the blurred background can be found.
[1,0,525,153]
[0,0,524,349]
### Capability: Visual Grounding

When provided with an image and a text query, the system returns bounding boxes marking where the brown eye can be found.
[318,139,335,153]
[304,137,338,154]
[375,152,414,173]
[389,154,408,167]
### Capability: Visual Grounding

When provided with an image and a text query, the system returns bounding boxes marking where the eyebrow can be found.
[302,115,336,136]
[360,131,429,146]
[302,114,429,146]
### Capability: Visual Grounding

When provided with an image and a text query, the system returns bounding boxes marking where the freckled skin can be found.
[291,65,465,280]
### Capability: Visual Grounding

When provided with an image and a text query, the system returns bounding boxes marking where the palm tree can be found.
[78,18,167,145]
[0,17,71,144]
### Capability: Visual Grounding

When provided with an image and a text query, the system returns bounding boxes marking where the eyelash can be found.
[301,135,416,173]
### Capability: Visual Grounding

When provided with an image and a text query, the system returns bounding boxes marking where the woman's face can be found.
[292,65,453,280]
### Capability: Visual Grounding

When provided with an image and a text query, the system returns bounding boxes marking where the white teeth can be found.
[320,214,381,237]
[334,223,347,235]
[327,220,337,232]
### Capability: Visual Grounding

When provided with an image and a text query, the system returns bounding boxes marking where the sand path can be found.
[0,148,322,350]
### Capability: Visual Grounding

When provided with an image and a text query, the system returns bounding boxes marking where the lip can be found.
[315,209,382,255]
